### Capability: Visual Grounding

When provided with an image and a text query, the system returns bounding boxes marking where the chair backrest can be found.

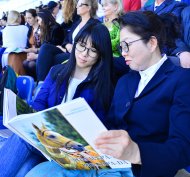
[16,76,34,105]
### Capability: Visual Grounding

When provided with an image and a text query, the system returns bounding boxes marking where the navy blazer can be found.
[61,18,100,49]
[181,6,190,50]
[171,6,190,54]
[143,0,188,56]
[106,59,190,177]
[32,64,111,123]
[143,0,186,21]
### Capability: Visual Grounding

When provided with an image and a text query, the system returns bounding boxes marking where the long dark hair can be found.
[56,24,114,111]
[26,9,37,18]
[37,9,58,43]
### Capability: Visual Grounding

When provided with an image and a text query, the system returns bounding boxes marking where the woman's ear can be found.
[114,3,118,12]
[147,36,158,53]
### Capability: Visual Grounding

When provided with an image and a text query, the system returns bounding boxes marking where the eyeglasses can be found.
[101,2,110,8]
[119,38,144,53]
[77,3,89,7]
[76,42,98,58]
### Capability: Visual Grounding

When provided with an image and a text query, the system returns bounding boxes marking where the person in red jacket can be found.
[122,0,141,12]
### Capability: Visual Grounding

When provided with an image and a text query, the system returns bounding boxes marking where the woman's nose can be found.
[122,50,128,57]
[82,48,88,56]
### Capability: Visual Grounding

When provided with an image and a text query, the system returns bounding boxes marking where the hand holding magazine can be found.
[3,88,131,170]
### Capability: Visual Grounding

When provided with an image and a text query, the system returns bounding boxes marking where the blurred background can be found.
[0,0,52,17]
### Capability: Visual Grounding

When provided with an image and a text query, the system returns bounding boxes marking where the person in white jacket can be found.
[1,10,28,67]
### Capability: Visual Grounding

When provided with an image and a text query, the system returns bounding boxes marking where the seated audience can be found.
[142,0,186,20]
[142,0,190,68]
[102,0,129,79]
[37,9,64,46]
[102,0,123,57]
[174,6,190,68]
[36,0,99,82]
[60,0,80,36]
[0,16,7,29]
[1,10,28,74]
[23,9,41,80]
[23,9,64,80]
[0,23,133,177]
[2,10,28,49]
[47,1,60,19]
[95,11,190,177]
[55,0,64,24]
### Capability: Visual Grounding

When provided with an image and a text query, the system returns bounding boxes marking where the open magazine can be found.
[0,88,35,138]
[3,88,131,170]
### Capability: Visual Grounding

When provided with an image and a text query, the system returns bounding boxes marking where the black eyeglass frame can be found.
[119,38,144,53]
[75,42,98,58]
[78,3,89,7]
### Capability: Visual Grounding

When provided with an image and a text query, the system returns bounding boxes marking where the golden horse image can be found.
[32,123,108,170]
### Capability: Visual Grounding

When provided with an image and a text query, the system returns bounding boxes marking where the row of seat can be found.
[0,75,35,133]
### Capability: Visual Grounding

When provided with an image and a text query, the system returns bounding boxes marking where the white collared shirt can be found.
[154,1,164,11]
[135,54,167,98]
[72,25,80,44]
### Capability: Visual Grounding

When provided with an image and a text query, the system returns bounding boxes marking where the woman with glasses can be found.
[61,0,80,37]
[102,0,123,58]
[0,23,133,177]
[95,11,190,177]
[101,0,130,80]
[36,0,100,82]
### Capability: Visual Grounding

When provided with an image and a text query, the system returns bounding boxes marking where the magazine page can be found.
[3,88,17,125]
[2,88,35,138]
[1,88,17,137]
[3,88,35,124]
[7,98,131,170]
[57,98,131,169]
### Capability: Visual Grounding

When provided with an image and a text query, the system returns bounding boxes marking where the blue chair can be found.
[16,76,34,105]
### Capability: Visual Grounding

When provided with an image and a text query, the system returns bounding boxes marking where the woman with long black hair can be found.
[0,23,133,177]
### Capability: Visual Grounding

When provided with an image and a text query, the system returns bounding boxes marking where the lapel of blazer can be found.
[126,70,141,102]
[138,59,175,98]
[137,59,175,98]
[155,0,172,14]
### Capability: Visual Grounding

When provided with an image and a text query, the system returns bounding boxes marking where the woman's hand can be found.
[23,48,37,53]
[95,130,141,164]
[65,44,73,53]
[56,45,66,53]
[26,53,38,61]
[179,51,190,68]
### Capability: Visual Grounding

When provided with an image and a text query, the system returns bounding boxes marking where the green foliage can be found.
[44,109,88,146]
[16,96,35,115]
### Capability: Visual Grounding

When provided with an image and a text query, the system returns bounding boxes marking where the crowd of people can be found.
[0,0,190,177]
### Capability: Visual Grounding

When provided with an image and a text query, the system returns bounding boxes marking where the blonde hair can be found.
[7,10,21,25]
[87,0,98,17]
[62,0,77,23]
[103,0,124,16]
